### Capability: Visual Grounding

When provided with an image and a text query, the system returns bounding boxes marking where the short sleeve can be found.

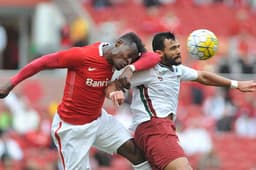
[179,65,198,81]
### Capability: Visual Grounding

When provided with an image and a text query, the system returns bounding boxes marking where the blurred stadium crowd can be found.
[0,0,256,170]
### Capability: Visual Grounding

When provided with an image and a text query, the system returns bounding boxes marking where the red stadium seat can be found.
[212,133,256,169]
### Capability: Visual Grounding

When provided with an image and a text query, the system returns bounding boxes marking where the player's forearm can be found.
[197,71,256,92]
[105,78,130,98]
[105,82,117,99]
[196,71,233,87]
[120,52,160,81]
[11,53,60,86]
[131,52,160,71]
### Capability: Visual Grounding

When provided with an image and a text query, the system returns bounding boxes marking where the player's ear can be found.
[115,39,124,47]
[155,50,163,57]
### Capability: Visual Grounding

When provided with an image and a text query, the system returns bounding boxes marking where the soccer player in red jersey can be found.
[0,32,160,170]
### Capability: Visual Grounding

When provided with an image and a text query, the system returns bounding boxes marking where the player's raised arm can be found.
[0,54,60,98]
[131,51,160,71]
[119,52,160,80]
[195,71,256,92]
[0,47,85,98]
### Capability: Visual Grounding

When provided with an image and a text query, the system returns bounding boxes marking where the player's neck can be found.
[102,44,112,56]
[102,44,114,63]
[159,63,174,71]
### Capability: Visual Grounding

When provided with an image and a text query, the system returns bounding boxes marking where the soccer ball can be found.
[187,29,218,60]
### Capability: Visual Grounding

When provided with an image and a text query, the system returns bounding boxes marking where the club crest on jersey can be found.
[157,76,163,81]
[85,78,109,87]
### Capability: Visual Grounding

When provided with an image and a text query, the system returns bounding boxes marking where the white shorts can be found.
[51,109,132,170]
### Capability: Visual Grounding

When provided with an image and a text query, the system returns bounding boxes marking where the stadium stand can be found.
[83,1,256,37]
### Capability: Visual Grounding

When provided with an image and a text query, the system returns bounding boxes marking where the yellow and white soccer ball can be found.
[187,29,218,60]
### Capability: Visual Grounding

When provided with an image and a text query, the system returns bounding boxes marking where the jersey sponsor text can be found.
[85,78,109,87]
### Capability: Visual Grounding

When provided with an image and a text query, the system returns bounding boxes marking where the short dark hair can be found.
[119,32,146,54]
[152,32,176,51]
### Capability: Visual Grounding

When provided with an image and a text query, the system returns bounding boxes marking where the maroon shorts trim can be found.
[135,117,185,170]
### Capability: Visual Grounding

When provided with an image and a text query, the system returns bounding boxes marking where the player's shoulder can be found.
[77,42,103,56]
[174,64,191,70]
[80,42,101,49]
[90,42,109,48]
[91,42,102,47]
[175,65,198,77]
[172,64,191,74]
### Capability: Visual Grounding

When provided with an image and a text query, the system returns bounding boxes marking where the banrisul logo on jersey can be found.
[85,78,109,87]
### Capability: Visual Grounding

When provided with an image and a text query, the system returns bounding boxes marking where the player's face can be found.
[111,43,139,70]
[161,39,182,66]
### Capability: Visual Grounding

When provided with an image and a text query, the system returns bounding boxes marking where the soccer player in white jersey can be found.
[107,32,256,170]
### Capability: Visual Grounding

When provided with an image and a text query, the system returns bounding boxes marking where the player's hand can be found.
[0,82,14,98]
[119,65,134,81]
[114,77,131,92]
[237,80,256,92]
[109,90,125,107]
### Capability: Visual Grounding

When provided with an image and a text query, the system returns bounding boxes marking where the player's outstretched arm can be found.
[236,80,256,92]
[196,71,256,92]
[0,49,78,98]
[120,52,160,80]
[132,52,160,71]
[0,54,59,98]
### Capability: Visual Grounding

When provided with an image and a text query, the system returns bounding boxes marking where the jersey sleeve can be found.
[10,47,86,86]
[179,65,198,81]
[56,47,88,68]
[132,52,160,71]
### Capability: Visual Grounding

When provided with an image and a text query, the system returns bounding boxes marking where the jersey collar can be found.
[158,63,174,72]
[99,42,109,56]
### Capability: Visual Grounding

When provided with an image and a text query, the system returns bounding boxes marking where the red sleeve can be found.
[132,52,160,71]
[10,47,85,86]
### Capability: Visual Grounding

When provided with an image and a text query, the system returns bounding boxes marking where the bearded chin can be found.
[162,54,181,66]
[170,58,181,66]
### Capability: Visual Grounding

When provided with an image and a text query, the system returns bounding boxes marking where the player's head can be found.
[109,32,146,70]
[152,32,181,66]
